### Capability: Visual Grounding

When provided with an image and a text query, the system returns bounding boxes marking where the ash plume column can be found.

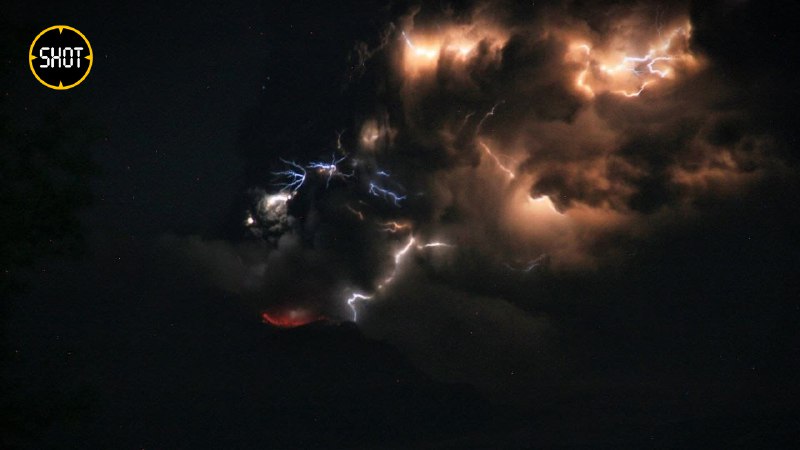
[167,0,789,401]
[228,0,780,322]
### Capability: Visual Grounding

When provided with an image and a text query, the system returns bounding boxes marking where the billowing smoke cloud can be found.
[166,0,789,398]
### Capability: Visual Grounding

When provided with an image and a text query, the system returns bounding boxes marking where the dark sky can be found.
[3,0,800,448]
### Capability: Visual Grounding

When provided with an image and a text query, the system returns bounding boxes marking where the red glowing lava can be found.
[261,309,324,328]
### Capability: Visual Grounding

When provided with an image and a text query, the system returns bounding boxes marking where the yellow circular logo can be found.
[29,25,93,90]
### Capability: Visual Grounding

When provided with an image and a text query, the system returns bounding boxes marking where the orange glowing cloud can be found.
[566,21,702,98]
[399,25,507,77]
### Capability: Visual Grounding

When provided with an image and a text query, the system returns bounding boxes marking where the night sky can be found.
[3,0,800,448]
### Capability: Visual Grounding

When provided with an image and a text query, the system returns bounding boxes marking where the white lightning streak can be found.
[476,102,503,134]
[616,81,652,98]
[474,103,515,180]
[505,254,547,273]
[456,111,476,134]
[419,242,453,249]
[346,293,374,322]
[479,140,515,180]
[346,236,453,321]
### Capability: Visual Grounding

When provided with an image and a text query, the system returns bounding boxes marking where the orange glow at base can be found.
[261,309,325,328]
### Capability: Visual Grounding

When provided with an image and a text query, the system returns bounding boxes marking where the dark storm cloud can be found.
[165,0,795,398]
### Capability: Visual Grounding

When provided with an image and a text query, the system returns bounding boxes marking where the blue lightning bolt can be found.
[369,182,406,206]
[271,159,307,193]
[307,154,351,188]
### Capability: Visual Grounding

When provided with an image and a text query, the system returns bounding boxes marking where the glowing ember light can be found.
[261,309,324,328]
[381,221,412,233]
[346,204,365,221]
